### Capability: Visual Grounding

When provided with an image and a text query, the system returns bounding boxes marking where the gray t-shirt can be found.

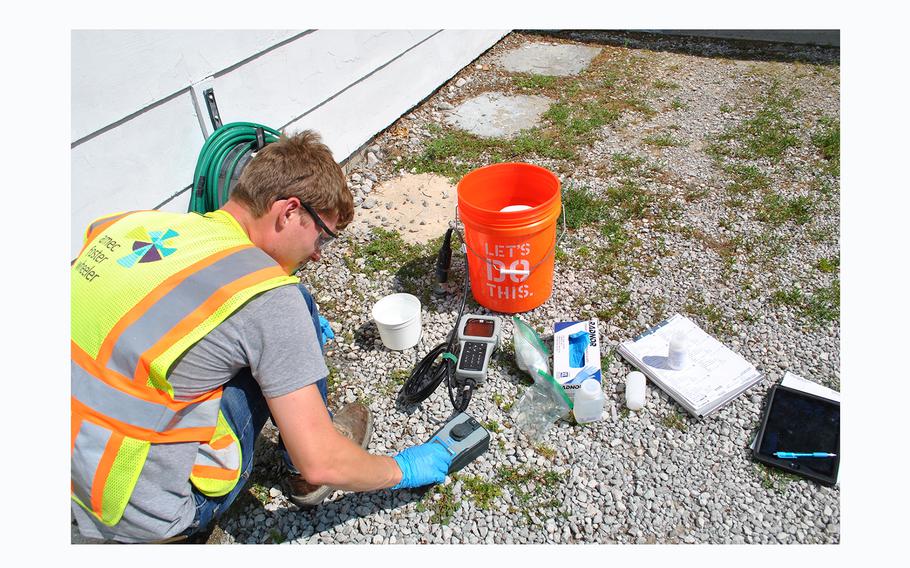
[72,285,328,542]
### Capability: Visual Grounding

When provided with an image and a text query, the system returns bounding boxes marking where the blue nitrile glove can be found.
[391,441,453,489]
[569,330,589,368]
[318,315,335,346]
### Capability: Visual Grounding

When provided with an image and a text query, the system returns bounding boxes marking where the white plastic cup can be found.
[573,378,605,423]
[371,293,422,350]
[625,371,646,411]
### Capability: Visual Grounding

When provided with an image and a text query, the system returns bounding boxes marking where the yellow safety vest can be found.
[71,209,298,527]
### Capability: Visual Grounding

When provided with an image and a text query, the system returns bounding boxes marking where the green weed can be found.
[563,185,612,229]
[816,256,839,273]
[248,483,270,506]
[513,74,558,89]
[684,293,732,336]
[772,279,840,325]
[417,480,461,525]
[713,80,802,162]
[496,465,566,524]
[812,116,840,176]
[754,463,801,493]
[757,193,815,226]
[653,79,680,90]
[482,420,503,433]
[644,133,687,147]
[534,444,557,459]
[662,410,688,432]
[460,475,503,509]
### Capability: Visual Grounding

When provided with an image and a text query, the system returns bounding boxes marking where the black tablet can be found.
[752,384,840,486]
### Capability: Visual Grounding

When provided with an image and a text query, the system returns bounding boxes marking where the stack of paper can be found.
[617,313,763,417]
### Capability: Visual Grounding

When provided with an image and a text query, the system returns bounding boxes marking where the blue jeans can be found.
[182,283,328,536]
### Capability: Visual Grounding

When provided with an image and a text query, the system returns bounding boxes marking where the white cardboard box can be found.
[553,319,602,399]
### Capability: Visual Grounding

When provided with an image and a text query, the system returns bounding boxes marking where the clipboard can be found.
[752,384,840,486]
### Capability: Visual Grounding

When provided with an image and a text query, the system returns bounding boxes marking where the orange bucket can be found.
[457,163,562,313]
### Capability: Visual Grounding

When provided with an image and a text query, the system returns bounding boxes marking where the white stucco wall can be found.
[71,29,508,257]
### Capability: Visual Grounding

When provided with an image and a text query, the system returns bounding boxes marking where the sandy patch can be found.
[349,173,458,245]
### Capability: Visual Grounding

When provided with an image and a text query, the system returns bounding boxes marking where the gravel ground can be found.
[84,31,841,545]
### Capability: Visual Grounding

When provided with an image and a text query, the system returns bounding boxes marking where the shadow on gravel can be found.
[288,487,429,541]
[524,29,840,66]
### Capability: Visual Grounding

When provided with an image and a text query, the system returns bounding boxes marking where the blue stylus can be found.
[774,452,837,459]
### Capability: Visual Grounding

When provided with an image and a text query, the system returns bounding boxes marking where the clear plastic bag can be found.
[512,316,550,378]
[512,369,573,444]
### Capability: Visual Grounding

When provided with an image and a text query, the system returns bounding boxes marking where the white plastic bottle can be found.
[573,378,605,423]
[625,371,646,411]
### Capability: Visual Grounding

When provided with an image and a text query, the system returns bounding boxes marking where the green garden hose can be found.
[189,122,282,213]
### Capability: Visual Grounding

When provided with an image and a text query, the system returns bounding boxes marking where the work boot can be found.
[284,402,373,508]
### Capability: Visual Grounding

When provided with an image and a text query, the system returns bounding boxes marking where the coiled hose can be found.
[189,122,281,213]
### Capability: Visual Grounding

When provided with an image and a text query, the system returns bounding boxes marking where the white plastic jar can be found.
[573,378,605,423]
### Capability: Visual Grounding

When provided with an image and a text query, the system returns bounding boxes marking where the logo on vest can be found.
[117,227,179,268]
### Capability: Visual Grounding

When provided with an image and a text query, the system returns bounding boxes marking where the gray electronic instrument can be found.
[455,315,501,384]
[427,412,490,473]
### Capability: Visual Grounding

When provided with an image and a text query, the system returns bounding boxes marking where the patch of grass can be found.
[606,179,655,219]
[684,293,733,336]
[416,480,461,525]
[620,407,630,419]
[812,116,840,176]
[692,229,739,265]
[685,185,710,202]
[406,48,660,176]
[248,483,270,506]
[482,420,503,434]
[513,73,558,89]
[562,185,611,229]
[643,132,687,147]
[772,279,840,325]
[757,193,815,226]
[347,227,459,301]
[269,529,286,544]
[496,465,566,524]
[325,362,343,403]
[595,287,635,326]
[400,126,573,181]
[662,410,688,432]
[719,103,733,113]
[816,256,839,273]
[670,98,688,111]
[380,368,411,396]
[492,391,515,412]
[724,163,770,197]
[653,79,680,90]
[713,80,802,162]
[754,463,801,493]
[460,475,503,509]
[534,444,557,459]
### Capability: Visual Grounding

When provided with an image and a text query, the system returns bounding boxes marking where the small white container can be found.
[625,371,646,411]
[573,378,605,423]
[667,334,689,370]
[371,293,422,350]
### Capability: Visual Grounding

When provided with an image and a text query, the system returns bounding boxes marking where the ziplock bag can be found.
[513,316,550,378]
[512,369,573,444]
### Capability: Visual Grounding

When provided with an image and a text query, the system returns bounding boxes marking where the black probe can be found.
[398,229,475,413]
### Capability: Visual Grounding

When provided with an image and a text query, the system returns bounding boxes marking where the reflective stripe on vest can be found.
[189,411,242,497]
[71,210,298,526]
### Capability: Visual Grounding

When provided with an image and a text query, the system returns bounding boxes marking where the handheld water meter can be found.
[455,315,501,384]
[427,412,490,473]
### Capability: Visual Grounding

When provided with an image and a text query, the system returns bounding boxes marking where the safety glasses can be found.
[299,201,338,250]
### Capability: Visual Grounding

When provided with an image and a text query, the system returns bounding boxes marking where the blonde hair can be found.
[231,130,354,229]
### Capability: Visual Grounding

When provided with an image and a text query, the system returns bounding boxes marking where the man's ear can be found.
[274,197,300,229]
